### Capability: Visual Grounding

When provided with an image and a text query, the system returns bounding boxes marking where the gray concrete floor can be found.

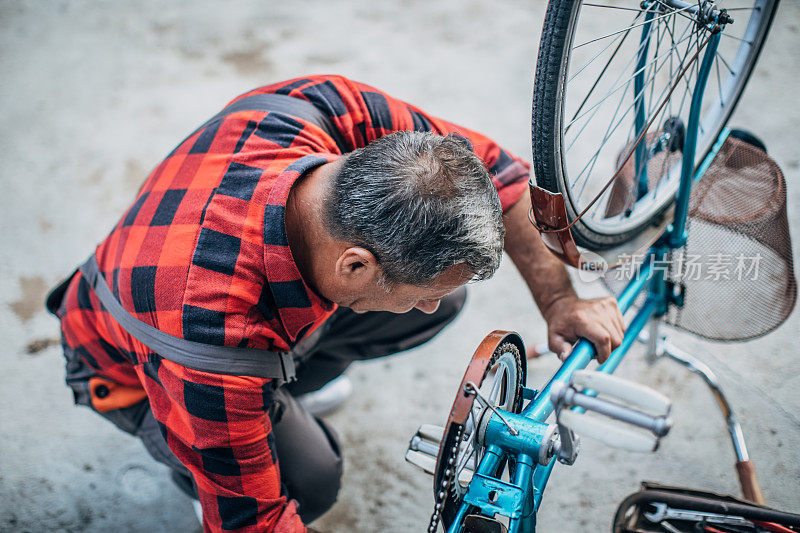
[1,1,798,531]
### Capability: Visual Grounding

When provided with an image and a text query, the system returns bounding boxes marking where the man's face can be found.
[347,264,470,315]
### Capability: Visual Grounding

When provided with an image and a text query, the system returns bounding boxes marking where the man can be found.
[49,75,624,532]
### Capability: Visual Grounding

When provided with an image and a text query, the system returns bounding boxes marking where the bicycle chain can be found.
[426,343,523,532]
[427,423,464,533]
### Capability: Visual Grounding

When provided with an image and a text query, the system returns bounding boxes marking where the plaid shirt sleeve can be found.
[246,75,532,211]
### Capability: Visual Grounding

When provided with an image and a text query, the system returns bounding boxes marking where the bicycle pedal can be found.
[571,370,671,417]
[549,371,672,453]
[557,409,660,453]
[405,424,444,475]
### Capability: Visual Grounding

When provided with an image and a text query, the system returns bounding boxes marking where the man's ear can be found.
[334,246,381,286]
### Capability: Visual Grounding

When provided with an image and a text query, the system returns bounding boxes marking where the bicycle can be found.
[405,1,799,531]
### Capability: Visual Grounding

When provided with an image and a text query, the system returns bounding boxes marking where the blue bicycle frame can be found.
[446,18,728,533]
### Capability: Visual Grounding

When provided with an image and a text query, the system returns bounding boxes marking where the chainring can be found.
[431,331,526,531]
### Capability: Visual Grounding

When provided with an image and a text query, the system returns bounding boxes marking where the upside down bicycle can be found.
[405,1,798,531]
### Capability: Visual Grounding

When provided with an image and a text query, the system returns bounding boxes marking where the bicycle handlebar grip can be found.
[735,460,766,505]
[572,370,671,415]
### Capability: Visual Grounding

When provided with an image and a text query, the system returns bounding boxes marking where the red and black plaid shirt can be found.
[58,75,530,532]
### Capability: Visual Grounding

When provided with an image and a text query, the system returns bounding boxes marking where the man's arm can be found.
[502,190,625,362]
[249,74,624,360]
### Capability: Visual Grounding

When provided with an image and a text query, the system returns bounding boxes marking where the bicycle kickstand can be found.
[639,320,766,505]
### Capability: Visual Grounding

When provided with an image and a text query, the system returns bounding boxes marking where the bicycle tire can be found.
[532,0,779,250]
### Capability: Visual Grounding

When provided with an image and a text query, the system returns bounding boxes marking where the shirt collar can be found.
[264,153,338,342]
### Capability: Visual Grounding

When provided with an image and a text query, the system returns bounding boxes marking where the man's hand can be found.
[502,192,625,364]
[540,295,625,363]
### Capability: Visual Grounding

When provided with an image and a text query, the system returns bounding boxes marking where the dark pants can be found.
[64,287,466,523]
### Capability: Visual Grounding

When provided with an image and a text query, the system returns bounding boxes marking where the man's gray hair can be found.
[324,130,505,285]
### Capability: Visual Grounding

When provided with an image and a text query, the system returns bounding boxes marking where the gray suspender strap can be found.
[73,92,345,380]
[189,92,348,153]
[79,255,296,381]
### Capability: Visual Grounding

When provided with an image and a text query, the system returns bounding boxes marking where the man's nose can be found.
[414,300,441,314]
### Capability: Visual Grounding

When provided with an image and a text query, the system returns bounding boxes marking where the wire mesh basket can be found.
[603,135,797,341]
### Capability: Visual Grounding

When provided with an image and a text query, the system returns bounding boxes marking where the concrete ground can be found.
[1,1,798,531]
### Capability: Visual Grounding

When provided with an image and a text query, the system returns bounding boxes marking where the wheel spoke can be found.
[582,3,644,12]
[568,23,632,84]
[565,25,698,134]
[719,32,754,45]
[571,29,702,201]
[654,0,698,24]
[576,86,631,200]
[573,5,695,50]
[715,50,736,75]
[567,8,703,202]
[568,25,699,189]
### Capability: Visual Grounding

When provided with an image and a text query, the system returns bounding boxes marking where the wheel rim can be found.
[554,0,774,237]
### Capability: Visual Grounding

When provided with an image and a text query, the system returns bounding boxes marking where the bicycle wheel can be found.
[532,0,778,250]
